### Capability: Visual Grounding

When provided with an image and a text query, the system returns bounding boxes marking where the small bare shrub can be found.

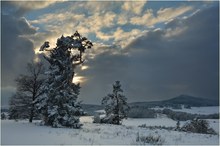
[93,114,101,123]
[136,133,164,145]
[138,124,174,130]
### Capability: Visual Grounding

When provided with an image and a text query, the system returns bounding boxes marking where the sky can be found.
[1,0,219,106]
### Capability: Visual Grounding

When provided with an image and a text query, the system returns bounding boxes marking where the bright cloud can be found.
[29,2,193,55]
[7,1,61,16]
[156,6,193,22]
[164,27,187,38]
[130,6,193,26]
[11,1,57,10]
[31,12,85,25]
[113,28,143,48]
[122,1,147,14]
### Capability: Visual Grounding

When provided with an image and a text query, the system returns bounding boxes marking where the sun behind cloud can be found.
[72,75,87,84]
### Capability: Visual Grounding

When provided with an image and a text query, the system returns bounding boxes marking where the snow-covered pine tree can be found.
[36,31,93,128]
[101,81,130,125]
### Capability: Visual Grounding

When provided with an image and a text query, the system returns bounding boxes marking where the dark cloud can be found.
[1,14,36,87]
[78,51,130,104]
[1,3,37,106]
[126,5,219,100]
[1,1,57,17]
[78,5,219,103]
[1,87,16,108]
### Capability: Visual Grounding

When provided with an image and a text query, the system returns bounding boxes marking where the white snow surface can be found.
[1,117,219,145]
[152,106,219,115]
[122,117,177,127]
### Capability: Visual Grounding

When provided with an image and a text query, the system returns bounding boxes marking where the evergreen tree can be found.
[101,81,130,125]
[36,31,93,128]
[8,62,45,122]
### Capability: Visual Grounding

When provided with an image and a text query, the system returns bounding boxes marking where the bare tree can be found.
[9,92,31,120]
[9,62,45,122]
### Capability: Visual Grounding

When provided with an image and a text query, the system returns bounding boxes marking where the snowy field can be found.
[152,106,219,115]
[1,116,219,145]
[123,117,176,127]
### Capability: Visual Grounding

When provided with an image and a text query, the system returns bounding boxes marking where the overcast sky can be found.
[1,1,219,106]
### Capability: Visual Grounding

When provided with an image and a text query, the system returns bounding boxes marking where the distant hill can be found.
[129,94,219,108]
[163,94,218,106]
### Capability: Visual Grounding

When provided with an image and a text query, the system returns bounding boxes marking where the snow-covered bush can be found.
[93,114,101,123]
[136,133,164,145]
[100,114,116,124]
[181,119,217,134]
[1,113,7,120]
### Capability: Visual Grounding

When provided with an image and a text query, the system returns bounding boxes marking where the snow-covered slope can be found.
[1,118,219,145]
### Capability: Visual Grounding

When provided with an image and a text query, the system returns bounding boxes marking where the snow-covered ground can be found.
[152,106,219,115]
[123,117,177,127]
[207,119,220,134]
[1,117,219,145]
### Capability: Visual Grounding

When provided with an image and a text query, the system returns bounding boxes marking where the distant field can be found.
[152,106,219,115]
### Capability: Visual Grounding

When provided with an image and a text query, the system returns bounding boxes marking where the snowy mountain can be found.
[164,94,218,106]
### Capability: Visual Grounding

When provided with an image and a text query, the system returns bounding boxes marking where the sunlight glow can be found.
[81,65,89,70]
[33,55,40,63]
[72,75,87,84]
[34,48,42,54]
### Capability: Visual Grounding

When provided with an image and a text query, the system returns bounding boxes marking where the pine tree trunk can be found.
[29,92,35,123]
[116,92,120,125]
